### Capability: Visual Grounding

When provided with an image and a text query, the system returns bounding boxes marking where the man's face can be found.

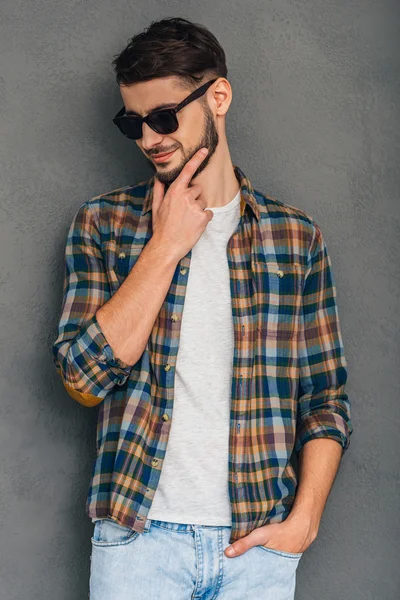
[119,76,219,185]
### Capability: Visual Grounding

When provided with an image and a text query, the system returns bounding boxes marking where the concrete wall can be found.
[1,1,399,598]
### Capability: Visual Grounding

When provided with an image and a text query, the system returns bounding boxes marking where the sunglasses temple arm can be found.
[172,78,218,114]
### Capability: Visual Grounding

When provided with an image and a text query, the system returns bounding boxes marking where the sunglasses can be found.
[112,78,218,140]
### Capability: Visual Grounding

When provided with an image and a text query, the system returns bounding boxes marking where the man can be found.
[52,16,353,600]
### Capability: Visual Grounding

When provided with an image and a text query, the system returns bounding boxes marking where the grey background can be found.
[1,1,399,598]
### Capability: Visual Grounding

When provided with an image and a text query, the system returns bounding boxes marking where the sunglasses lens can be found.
[148,111,178,134]
[117,117,142,140]
[115,110,178,140]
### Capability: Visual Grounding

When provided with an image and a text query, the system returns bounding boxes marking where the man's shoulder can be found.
[69,178,152,244]
[253,188,320,244]
[253,190,322,255]
[254,188,316,226]
[87,177,151,214]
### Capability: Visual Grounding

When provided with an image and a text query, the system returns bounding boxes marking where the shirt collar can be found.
[141,164,261,221]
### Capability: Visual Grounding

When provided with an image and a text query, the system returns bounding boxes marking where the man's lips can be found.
[152,149,176,162]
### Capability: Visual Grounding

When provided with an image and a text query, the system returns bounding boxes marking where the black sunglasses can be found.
[112,78,218,140]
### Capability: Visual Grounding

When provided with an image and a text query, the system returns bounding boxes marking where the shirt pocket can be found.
[254,262,305,340]
[102,241,144,291]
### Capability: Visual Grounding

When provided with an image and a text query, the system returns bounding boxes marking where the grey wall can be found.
[1,1,399,598]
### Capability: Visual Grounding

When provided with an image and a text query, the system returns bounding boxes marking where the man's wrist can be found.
[146,234,182,268]
[286,507,320,538]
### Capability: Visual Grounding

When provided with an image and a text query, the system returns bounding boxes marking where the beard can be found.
[154,104,219,187]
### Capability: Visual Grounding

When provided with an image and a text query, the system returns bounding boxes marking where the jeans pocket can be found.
[256,544,303,560]
[91,517,140,547]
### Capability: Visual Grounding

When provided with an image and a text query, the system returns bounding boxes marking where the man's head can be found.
[111,17,232,185]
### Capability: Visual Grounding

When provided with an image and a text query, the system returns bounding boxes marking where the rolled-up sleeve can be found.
[295,222,353,456]
[52,201,135,407]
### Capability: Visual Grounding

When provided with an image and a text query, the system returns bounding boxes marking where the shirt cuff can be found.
[75,312,135,384]
[295,411,352,455]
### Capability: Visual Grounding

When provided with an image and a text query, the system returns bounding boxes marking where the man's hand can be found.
[224,513,317,558]
[151,147,213,262]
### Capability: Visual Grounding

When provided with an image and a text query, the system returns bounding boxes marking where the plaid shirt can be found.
[52,165,353,544]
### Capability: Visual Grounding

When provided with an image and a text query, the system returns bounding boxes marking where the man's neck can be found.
[192,145,240,209]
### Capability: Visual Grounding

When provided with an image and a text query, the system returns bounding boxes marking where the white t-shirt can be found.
[147,187,242,525]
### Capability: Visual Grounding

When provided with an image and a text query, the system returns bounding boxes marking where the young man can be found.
[52,16,353,600]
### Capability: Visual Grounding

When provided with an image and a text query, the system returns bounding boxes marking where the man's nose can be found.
[141,121,164,151]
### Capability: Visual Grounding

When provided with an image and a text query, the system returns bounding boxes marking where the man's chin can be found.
[155,170,178,186]
[155,163,186,185]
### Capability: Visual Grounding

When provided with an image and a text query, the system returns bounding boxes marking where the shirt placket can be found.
[226,209,254,544]
[133,254,192,532]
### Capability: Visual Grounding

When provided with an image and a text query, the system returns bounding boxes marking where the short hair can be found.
[111,17,228,94]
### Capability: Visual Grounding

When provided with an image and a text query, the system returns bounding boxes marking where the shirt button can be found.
[276,269,284,278]
[180,267,187,275]
[171,313,178,322]
[162,414,169,421]
[118,252,126,259]
[164,364,171,371]
[151,458,158,466]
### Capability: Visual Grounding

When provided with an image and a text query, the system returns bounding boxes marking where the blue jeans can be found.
[89,517,303,599]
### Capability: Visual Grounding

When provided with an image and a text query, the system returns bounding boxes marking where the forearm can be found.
[96,235,180,366]
[289,438,343,535]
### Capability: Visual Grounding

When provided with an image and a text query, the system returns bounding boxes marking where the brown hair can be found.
[111,17,228,95]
